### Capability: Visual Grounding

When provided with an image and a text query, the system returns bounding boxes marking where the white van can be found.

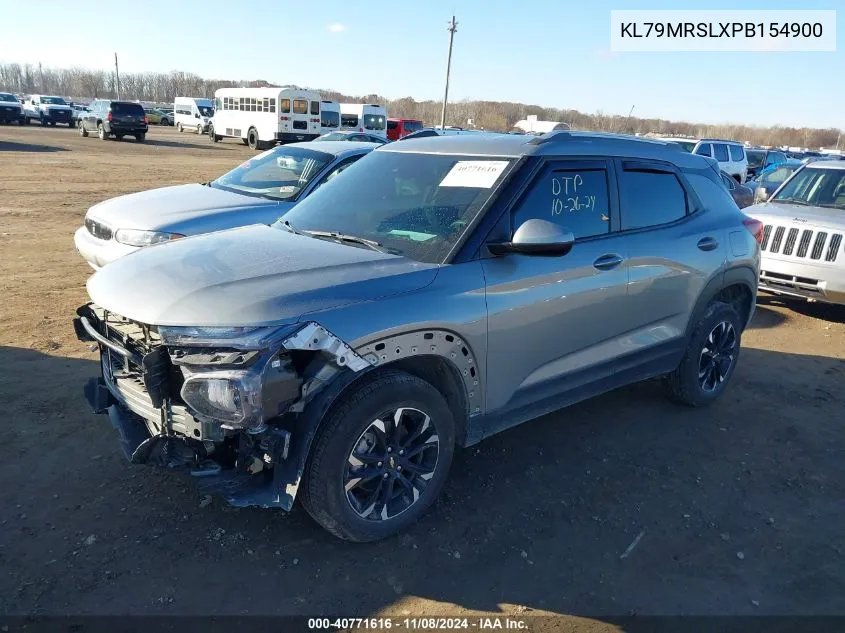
[211,87,322,150]
[174,97,214,134]
[339,103,388,139]
[319,100,341,136]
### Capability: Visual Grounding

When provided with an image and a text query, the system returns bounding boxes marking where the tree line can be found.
[0,62,840,149]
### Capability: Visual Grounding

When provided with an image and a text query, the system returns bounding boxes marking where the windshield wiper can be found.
[302,230,388,253]
[281,220,305,235]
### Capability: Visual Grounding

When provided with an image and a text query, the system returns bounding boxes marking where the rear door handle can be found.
[697,237,719,251]
[593,254,624,270]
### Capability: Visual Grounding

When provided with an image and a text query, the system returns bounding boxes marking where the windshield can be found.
[274,151,513,264]
[41,96,67,105]
[772,167,845,209]
[318,132,349,141]
[0,93,17,103]
[210,146,334,201]
[198,106,214,117]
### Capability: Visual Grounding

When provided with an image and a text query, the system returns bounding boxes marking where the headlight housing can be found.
[159,325,296,349]
[161,324,303,429]
[114,229,185,247]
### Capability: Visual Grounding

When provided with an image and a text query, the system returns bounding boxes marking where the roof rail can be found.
[527,130,571,145]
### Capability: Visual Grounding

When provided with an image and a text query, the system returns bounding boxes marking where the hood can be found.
[87,183,284,233]
[744,201,845,232]
[86,224,439,327]
[45,104,72,111]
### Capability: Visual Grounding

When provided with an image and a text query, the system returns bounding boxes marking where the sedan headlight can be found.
[114,229,185,247]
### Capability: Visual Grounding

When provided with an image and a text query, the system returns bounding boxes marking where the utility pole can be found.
[38,62,44,91]
[621,104,635,133]
[439,16,458,130]
[114,52,121,100]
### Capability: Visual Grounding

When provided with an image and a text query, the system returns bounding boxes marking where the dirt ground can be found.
[1,125,844,626]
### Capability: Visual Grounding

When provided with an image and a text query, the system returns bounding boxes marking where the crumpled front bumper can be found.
[74,306,299,510]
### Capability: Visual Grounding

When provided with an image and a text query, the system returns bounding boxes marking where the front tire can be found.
[196,124,203,135]
[78,121,88,137]
[97,123,107,140]
[176,122,183,133]
[665,301,742,407]
[301,371,455,542]
[208,125,219,142]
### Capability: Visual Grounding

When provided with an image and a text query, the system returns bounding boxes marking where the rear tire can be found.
[116,134,125,141]
[161,118,170,126]
[40,117,47,127]
[301,370,455,542]
[78,121,88,137]
[177,123,183,133]
[98,123,107,140]
[208,125,219,142]
[135,133,145,142]
[247,128,260,150]
[665,301,742,407]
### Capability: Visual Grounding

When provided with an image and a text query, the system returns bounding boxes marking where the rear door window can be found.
[293,100,308,115]
[729,145,745,161]
[695,143,712,158]
[341,113,359,127]
[310,101,320,115]
[280,99,290,114]
[618,163,688,230]
[713,144,730,162]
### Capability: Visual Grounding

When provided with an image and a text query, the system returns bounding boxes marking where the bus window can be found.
[281,99,290,113]
[293,100,308,115]
[341,114,359,127]
[310,101,320,115]
[363,114,385,131]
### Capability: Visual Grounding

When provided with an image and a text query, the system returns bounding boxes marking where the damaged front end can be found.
[73,304,372,509]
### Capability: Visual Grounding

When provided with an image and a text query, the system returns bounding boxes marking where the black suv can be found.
[79,100,148,142]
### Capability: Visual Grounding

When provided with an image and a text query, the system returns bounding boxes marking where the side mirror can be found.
[488,218,575,256]
[195,113,200,118]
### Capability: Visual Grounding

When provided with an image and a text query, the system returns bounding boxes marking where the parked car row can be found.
[72,131,770,542]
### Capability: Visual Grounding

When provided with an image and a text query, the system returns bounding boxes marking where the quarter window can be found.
[713,143,730,162]
[695,143,712,158]
[512,165,611,240]
[729,144,745,161]
[619,166,688,230]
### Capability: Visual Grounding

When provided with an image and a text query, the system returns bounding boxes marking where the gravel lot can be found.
[1,125,844,625]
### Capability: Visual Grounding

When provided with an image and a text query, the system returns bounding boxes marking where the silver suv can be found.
[74,131,761,541]
[745,160,845,306]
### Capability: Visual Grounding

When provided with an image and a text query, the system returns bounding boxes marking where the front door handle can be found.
[697,237,719,251]
[593,254,624,270]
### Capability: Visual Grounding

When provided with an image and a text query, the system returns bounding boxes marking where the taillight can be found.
[106,111,112,122]
[742,216,764,244]
[280,115,289,121]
